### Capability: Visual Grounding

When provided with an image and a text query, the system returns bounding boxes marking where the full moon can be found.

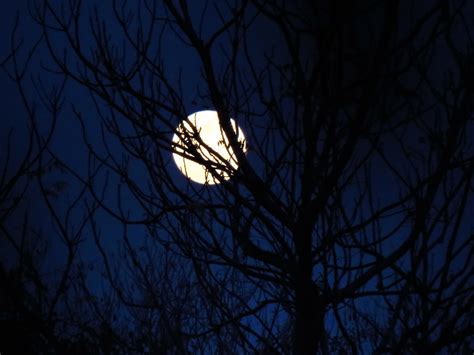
[172,110,247,184]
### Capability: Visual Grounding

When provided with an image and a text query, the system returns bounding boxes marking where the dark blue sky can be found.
[1,1,473,352]
[2,0,472,285]
[1,1,29,152]
[0,0,286,286]
[1,2,471,260]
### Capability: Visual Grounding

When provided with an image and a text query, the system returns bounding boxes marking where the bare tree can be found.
[0,13,105,353]
[4,0,474,353]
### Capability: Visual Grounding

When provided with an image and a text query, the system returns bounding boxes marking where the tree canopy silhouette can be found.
[1,0,473,353]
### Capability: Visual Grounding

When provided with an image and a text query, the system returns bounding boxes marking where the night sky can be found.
[1,1,473,353]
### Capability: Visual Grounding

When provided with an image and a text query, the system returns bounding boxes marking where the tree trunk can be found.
[293,226,325,354]
[294,275,325,354]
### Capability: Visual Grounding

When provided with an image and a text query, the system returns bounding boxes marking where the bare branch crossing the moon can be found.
[172,110,247,184]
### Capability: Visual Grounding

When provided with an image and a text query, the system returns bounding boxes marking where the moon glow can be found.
[172,110,247,184]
